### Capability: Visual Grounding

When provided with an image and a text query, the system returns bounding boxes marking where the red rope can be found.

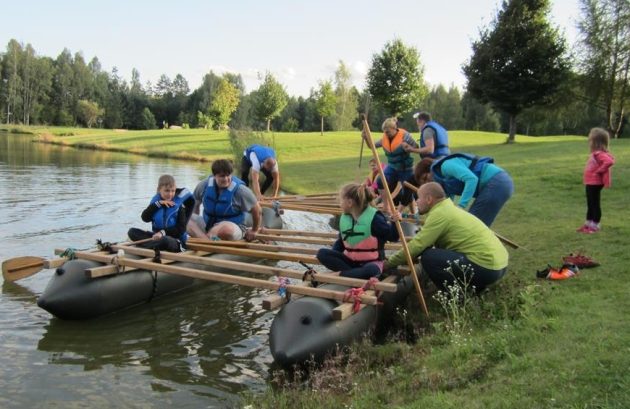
[343,287,365,314]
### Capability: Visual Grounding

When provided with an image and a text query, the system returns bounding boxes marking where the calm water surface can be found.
[0,132,332,408]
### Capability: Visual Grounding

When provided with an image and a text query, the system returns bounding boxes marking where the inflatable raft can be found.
[37,208,283,320]
[269,274,414,367]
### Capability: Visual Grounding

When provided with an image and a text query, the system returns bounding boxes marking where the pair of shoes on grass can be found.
[536,263,580,280]
[562,253,600,268]
[576,221,600,234]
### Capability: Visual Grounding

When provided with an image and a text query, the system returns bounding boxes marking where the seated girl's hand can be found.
[389,210,402,222]
[152,231,164,240]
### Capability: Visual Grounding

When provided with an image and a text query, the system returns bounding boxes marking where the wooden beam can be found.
[332,275,398,320]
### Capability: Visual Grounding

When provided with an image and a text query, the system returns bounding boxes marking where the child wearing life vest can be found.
[577,127,615,233]
[128,174,194,252]
[316,183,399,279]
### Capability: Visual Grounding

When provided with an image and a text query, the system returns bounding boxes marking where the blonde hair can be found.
[588,127,610,152]
[381,117,398,131]
[157,174,176,191]
[340,183,372,214]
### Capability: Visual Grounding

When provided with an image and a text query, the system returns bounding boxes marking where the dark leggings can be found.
[585,184,603,223]
[316,248,381,279]
[127,228,182,252]
[420,248,506,293]
[240,157,274,194]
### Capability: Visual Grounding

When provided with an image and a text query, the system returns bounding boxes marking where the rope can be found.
[147,270,158,302]
[343,287,365,314]
[96,239,115,253]
[299,261,319,288]
[59,248,77,260]
[109,255,126,274]
[277,276,291,302]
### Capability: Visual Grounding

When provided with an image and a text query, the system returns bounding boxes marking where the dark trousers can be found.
[420,248,506,293]
[316,248,381,279]
[241,157,274,194]
[127,228,182,252]
[585,184,603,223]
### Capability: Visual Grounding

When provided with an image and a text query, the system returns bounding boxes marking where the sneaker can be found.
[562,253,600,268]
[576,224,592,233]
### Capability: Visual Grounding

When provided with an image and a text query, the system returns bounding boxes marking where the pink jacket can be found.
[583,150,615,187]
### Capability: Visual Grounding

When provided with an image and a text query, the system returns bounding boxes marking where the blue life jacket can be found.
[150,188,193,244]
[202,176,246,230]
[245,145,276,163]
[431,153,494,196]
[421,121,450,159]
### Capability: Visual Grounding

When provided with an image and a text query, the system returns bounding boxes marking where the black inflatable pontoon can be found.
[37,208,282,320]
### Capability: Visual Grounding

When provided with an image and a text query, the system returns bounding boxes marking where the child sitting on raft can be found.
[128,174,194,252]
[316,183,399,279]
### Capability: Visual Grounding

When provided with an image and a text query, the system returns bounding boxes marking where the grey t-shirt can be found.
[421,126,436,143]
[193,176,257,217]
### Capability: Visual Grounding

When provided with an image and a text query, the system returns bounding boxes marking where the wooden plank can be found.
[185,242,321,264]
[262,281,309,310]
[187,239,321,255]
[332,275,398,320]
[52,249,380,305]
[99,245,398,292]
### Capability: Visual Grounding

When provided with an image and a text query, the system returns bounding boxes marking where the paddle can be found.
[2,237,154,283]
[362,116,430,317]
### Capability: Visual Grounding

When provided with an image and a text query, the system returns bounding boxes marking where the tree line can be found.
[1,0,628,138]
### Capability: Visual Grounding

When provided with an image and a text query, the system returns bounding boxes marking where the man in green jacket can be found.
[385,182,508,292]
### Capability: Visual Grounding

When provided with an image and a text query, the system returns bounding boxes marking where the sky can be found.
[1,0,582,97]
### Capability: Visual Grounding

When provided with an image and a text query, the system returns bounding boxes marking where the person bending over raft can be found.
[316,183,399,279]
[384,182,508,293]
[415,153,514,227]
[241,144,281,201]
[187,159,262,242]
[128,174,195,252]
[363,117,418,214]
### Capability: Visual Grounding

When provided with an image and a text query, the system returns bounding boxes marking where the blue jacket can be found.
[245,145,276,163]
[149,188,193,243]
[202,176,246,229]
[421,121,450,159]
[431,153,495,203]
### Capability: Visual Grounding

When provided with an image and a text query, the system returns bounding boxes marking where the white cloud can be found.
[281,66,297,81]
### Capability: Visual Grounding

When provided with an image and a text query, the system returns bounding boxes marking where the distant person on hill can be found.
[384,182,508,293]
[316,183,399,279]
[577,127,615,233]
[128,174,194,252]
[363,117,418,213]
[241,144,281,201]
[402,111,450,159]
[188,159,261,241]
[413,152,514,227]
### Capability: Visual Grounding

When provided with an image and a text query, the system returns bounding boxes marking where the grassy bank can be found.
[4,125,630,407]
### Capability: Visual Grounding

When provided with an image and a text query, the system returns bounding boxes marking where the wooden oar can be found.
[102,244,397,292]
[260,202,344,215]
[2,238,153,283]
[56,249,380,306]
[261,228,338,238]
[362,116,429,316]
[402,180,522,249]
[186,242,320,264]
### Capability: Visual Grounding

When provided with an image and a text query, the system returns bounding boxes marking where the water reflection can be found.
[0,132,337,408]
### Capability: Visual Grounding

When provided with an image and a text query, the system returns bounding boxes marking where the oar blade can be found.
[2,256,46,282]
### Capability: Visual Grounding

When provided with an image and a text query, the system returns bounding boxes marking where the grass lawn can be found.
[4,124,630,408]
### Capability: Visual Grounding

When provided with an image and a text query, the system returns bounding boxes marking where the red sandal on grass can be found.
[562,253,600,268]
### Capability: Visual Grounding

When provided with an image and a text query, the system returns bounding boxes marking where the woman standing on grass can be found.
[577,127,615,234]
[316,183,398,279]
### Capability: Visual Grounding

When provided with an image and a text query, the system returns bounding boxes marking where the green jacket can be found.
[388,199,508,270]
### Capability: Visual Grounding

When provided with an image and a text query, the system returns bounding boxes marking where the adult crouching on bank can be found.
[385,182,508,293]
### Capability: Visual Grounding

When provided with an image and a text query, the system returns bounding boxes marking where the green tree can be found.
[577,0,630,138]
[140,107,156,129]
[366,39,427,117]
[314,80,336,135]
[76,99,104,128]
[210,78,240,128]
[462,0,570,143]
[253,72,288,131]
[332,60,359,130]
[2,39,23,124]
[461,92,501,132]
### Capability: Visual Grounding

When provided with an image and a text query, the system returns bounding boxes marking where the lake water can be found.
[0,132,333,408]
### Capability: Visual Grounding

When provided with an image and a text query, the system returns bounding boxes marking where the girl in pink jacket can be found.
[577,127,615,233]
